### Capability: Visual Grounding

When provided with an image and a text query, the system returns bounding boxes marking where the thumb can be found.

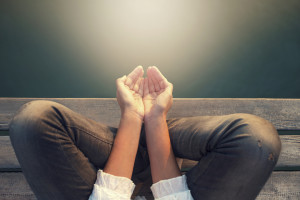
[116,75,127,85]
[165,82,173,94]
[116,76,128,93]
[121,75,126,81]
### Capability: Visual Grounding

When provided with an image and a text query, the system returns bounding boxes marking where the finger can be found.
[166,82,173,94]
[133,77,142,93]
[138,78,144,96]
[126,66,143,90]
[132,66,144,90]
[125,66,143,89]
[148,67,160,92]
[150,67,163,92]
[144,77,149,96]
[147,69,155,93]
[147,68,155,93]
[151,66,169,89]
[116,75,126,88]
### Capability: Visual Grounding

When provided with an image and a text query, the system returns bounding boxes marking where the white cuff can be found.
[94,169,135,198]
[153,190,194,200]
[150,174,190,199]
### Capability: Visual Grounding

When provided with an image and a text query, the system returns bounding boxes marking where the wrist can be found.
[121,110,143,123]
[145,112,167,123]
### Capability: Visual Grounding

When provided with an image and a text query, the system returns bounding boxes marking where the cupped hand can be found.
[143,66,173,119]
[116,66,144,120]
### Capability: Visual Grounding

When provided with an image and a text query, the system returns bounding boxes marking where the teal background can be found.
[1,1,299,98]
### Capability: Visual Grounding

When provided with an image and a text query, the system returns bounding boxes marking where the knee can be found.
[9,100,62,143]
[228,113,282,164]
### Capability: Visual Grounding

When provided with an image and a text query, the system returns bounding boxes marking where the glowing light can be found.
[9,0,284,96]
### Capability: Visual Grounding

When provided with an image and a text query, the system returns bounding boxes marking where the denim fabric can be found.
[9,100,281,200]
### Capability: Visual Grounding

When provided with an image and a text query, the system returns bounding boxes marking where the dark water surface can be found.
[1,1,299,98]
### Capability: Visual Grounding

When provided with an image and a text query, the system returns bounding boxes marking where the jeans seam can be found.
[55,123,92,187]
[64,125,113,145]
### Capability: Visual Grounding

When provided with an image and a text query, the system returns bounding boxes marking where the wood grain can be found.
[1,135,299,170]
[256,171,300,200]
[0,171,299,200]
[1,98,300,130]
[0,173,36,200]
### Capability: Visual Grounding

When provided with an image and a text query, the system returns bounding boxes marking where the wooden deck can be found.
[0,98,299,199]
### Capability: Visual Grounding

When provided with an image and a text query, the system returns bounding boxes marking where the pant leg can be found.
[9,100,149,200]
[164,114,282,200]
[9,100,282,200]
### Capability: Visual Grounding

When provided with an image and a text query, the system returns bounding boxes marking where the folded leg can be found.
[163,114,281,200]
[9,100,149,200]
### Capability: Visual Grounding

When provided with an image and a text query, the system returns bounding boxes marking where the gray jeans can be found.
[9,100,281,200]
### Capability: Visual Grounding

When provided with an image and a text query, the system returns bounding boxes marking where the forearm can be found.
[145,114,181,183]
[103,111,142,179]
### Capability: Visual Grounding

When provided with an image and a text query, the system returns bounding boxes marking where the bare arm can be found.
[103,112,142,179]
[143,66,181,183]
[145,114,181,183]
[103,66,144,179]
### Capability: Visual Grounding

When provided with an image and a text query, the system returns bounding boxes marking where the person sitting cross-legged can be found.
[9,66,281,200]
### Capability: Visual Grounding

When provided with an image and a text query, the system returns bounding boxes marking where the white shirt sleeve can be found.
[88,170,194,200]
[88,169,135,200]
[150,174,194,200]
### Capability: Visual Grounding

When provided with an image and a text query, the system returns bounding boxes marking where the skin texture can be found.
[103,66,181,183]
[143,66,181,183]
[143,66,173,119]
[103,66,144,178]
[116,65,144,121]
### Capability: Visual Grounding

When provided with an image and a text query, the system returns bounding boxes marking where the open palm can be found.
[143,66,173,118]
[116,66,173,120]
[116,66,144,120]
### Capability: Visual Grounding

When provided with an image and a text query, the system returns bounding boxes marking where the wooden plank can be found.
[0,98,120,131]
[1,135,300,170]
[0,98,300,131]
[276,135,300,168]
[0,171,299,199]
[0,173,36,200]
[256,171,300,200]
[0,136,20,169]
